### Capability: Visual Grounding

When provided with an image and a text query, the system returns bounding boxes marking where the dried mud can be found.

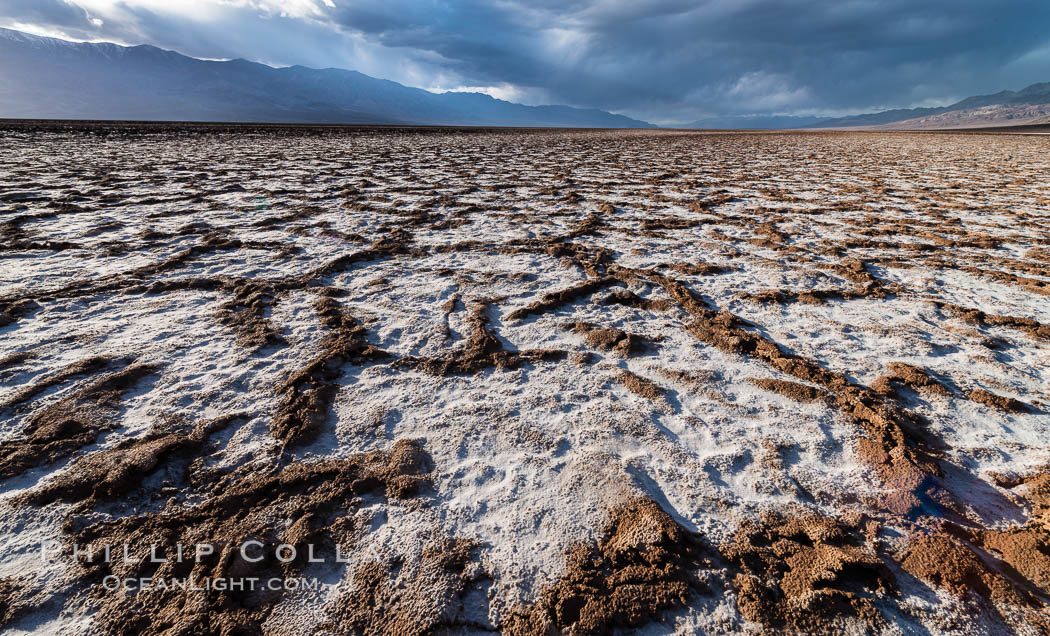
[270,294,389,448]
[18,413,246,507]
[0,361,160,480]
[68,439,430,635]
[899,533,1050,631]
[502,498,707,635]
[720,510,896,632]
[563,321,651,357]
[320,536,482,635]
[505,278,620,321]
[615,369,666,401]
[397,300,565,376]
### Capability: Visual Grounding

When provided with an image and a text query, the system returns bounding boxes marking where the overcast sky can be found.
[3,0,1049,124]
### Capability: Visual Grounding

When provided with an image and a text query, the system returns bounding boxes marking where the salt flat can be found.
[0,125,1048,634]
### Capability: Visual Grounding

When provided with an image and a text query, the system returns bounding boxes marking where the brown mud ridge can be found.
[270,292,389,448]
[502,499,914,634]
[562,321,652,357]
[599,288,672,312]
[872,362,1032,413]
[0,227,417,342]
[871,362,954,400]
[614,370,666,401]
[935,301,1050,342]
[663,262,735,277]
[0,579,20,625]
[747,378,830,403]
[17,413,246,508]
[0,350,33,372]
[505,277,621,321]
[0,355,112,412]
[217,280,287,349]
[965,388,1030,414]
[643,271,945,516]
[900,530,1050,632]
[969,469,1050,602]
[59,439,430,635]
[397,300,565,375]
[0,299,39,329]
[0,361,160,480]
[741,259,900,305]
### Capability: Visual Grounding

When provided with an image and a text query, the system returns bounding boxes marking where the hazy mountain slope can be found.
[877,103,1050,130]
[684,83,1050,131]
[0,28,653,128]
[811,82,1050,129]
[809,106,949,128]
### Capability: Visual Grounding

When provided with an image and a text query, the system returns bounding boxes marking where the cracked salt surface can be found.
[1,125,1048,633]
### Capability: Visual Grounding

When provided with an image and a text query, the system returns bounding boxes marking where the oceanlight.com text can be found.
[102,576,325,592]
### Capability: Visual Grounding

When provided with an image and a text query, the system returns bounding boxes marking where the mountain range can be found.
[807,82,1050,129]
[0,27,653,128]
[2,27,1048,131]
[678,83,1050,130]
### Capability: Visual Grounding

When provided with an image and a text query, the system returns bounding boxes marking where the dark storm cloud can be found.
[0,0,93,28]
[317,0,1050,121]
[3,0,1050,123]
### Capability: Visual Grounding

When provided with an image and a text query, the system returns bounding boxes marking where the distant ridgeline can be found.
[0,27,654,128]
[807,82,1050,129]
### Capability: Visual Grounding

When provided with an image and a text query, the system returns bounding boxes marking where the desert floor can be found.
[1,125,1048,634]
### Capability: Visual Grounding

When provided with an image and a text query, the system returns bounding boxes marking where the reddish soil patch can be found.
[936,302,1050,342]
[502,498,707,635]
[563,321,650,357]
[978,528,1050,597]
[965,388,1029,414]
[720,511,896,632]
[898,532,1048,632]
[973,470,1050,598]
[614,370,665,401]
[748,378,830,403]
[871,362,953,399]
